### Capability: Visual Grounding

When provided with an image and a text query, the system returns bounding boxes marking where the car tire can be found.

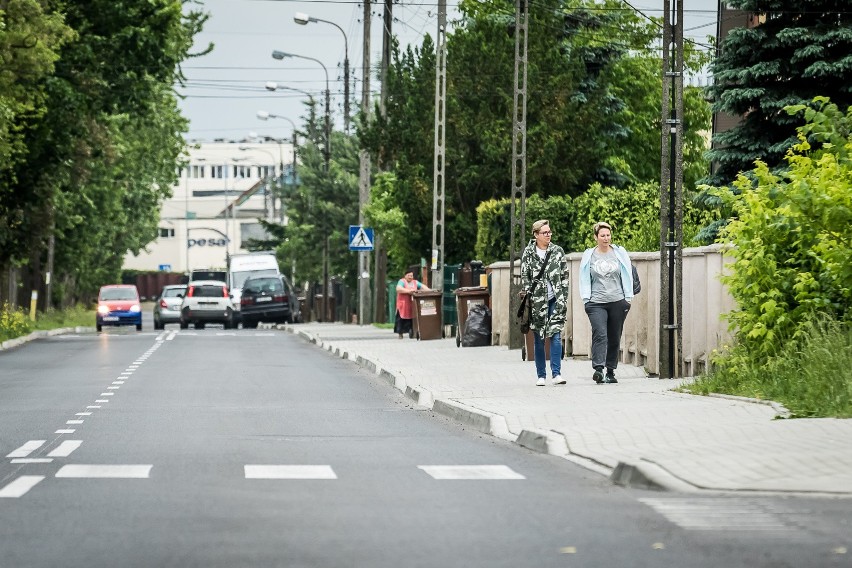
[223,318,232,330]
[136,323,142,331]
[195,323,205,330]
[243,318,258,329]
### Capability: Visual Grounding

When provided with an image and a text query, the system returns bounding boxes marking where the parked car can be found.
[179,280,233,329]
[96,285,142,332]
[239,275,301,328]
[153,284,187,329]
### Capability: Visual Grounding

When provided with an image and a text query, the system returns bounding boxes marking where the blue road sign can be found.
[349,226,374,251]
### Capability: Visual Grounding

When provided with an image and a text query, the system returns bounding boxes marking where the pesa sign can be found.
[188,238,229,248]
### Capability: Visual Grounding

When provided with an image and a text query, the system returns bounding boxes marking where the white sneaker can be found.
[552,375,566,385]
[535,378,546,386]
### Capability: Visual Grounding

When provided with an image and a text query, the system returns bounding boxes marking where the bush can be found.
[474,194,573,264]
[570,182,715,252]
[0,303,32,342]
[709,99,852,363]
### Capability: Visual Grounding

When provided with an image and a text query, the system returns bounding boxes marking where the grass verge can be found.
[1,304,96,343]
[683,319,852,418]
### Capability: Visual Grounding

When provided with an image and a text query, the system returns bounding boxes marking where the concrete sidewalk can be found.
[286,322,852,495]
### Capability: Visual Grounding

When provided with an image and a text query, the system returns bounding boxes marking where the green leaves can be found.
[716,99,852,362]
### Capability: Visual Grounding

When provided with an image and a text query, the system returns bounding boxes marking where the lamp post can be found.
[271,50,330,174]
[272,50,332,322]
[293,12,350,133]
[256,111,299,221]
[225,156,247,262]
[264,81,315,104]
[185,157,205,273]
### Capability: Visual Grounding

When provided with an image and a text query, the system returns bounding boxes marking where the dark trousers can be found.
[584,300,630,370]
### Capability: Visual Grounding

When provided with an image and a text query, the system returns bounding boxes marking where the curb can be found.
[1,326,92,352]
[286,326,680,489]
[706,392,792,419]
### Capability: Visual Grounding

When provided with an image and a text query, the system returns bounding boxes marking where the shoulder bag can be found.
[517,249,551,334]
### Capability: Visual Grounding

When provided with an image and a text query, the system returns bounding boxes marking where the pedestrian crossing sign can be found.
[349,226,374,251]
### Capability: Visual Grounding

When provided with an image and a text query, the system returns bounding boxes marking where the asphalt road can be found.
[0,321,849,568]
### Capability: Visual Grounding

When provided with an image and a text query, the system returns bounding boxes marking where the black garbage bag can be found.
[462,304,492,347]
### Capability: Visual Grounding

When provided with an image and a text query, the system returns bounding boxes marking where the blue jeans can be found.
[534,298,562,379]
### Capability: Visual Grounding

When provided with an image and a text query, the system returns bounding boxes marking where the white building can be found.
[123,141,295,273]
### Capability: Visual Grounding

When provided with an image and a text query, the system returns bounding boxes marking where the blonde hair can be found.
[531,219,550,235]
[593,221,613,236]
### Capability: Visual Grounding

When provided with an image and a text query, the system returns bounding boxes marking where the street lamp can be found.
[225,156,247,261]
[293,12,350,133]
[271,50,330,173]
[185,157,205,273]
[238,144,280,221]
[264,81,315,104]
[256,111,300,219]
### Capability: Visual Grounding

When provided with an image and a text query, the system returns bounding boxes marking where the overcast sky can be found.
[178,0,719,143]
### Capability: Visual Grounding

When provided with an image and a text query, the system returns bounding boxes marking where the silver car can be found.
[153,284,187,329]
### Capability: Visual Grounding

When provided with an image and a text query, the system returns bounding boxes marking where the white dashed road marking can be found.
[417,465,526,480]
[66,420,84,425]
[244,465,337,479]
[639,498,794,532]
[55,429,75,434]
[10,458,53,464]
[0,476,45,498]
[6,440,45,458]
[47,440,83,458]
[55,465,152,478]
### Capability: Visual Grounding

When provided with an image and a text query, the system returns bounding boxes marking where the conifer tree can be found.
[705,0,852,186]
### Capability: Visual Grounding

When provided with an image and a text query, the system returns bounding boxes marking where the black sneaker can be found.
[593,369,604,383]
[604,371,618,384]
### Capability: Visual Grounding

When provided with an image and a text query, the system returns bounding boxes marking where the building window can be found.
[211,165,224,178]
[159,227,175,238]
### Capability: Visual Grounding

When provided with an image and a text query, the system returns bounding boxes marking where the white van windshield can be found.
[232,269,279,289]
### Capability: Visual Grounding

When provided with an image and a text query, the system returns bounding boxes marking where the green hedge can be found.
[475,184,713,263]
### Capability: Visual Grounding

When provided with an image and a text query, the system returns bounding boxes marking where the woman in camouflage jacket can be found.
[521,220,570,386]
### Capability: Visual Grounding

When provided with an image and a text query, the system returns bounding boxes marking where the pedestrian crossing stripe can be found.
[418,465,526,480]
[348,226,374,251]
[245,465,337,479]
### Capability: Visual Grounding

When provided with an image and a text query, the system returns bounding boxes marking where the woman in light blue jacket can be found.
[579,221,633,384]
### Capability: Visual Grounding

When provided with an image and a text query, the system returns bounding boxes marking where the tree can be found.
[0,0,207,305]
[273,101,360,296]
[705,0,852,187]
[362,0,712,265]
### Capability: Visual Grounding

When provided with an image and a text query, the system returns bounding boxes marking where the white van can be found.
[227,252,281,323]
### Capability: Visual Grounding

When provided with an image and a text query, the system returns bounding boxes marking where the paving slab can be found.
[287,322,852,495]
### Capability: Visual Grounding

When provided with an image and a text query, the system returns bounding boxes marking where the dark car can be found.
[239,275,300,328]
[96,285,142,332]
[153,284,186,329]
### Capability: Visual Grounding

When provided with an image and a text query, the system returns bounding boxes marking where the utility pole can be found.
[508,0,529,351]
[659,0,684,379]
[430,0,447,294]
[358,0,372,324]
[380,0,393,117]
[373,0,394,322]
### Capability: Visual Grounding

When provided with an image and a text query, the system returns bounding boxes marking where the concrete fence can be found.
[488,244,736,376]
